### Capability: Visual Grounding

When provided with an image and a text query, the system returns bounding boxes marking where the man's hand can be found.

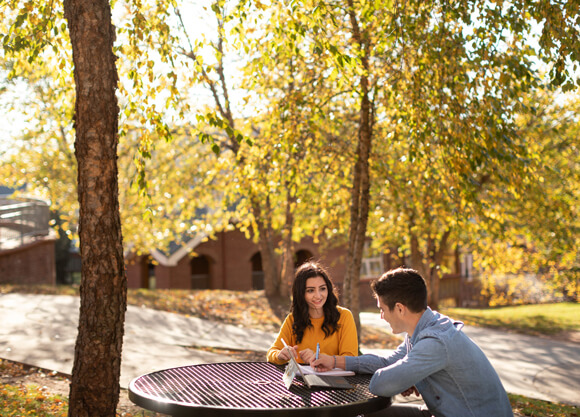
[400,386,420,397]
[310,355,334,372]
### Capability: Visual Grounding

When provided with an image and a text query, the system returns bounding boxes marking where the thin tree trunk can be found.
[251,196,279,297]
[181,10,283,297]
[343,0,373,335]
[279,58,298,299]
[279,188,296,298]
[409,226,451,309]
[429,230,451,309]
[64,1,126,415]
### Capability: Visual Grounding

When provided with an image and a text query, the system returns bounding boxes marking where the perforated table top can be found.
[129,361,391,417]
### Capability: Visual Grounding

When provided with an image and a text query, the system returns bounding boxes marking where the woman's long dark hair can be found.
[291,261,341,343]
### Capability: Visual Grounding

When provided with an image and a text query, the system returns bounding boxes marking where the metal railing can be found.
[0,196,50,249]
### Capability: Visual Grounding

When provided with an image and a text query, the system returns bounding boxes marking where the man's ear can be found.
[395,302,405,315]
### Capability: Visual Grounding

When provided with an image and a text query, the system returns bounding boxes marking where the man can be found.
[312,267,513,417]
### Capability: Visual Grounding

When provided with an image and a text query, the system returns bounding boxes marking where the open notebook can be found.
[281,340,353,390]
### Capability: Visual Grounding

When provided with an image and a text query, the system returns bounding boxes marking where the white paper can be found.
[299,364,355,376]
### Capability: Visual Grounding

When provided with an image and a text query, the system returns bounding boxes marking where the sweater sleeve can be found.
[337,307,359,357]
[267,314,295,365]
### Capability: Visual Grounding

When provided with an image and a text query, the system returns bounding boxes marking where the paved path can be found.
[1,294,578,407]
[0,293,276,387]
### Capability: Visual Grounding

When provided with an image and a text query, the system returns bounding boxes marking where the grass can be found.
[442,303,580,337]
[0,384,67,417]
[1,284,579,417]
[509,393,579,417]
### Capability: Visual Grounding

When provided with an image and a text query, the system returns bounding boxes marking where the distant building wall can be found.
[125,254,147,289]
[124,229,471,309]
[0,238,56,285]
[125,229,354,295]
[193,230,257,291]
[157,256,191,289]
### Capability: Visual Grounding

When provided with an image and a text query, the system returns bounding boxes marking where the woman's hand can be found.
[299,348,315,364]
[277,344,298,362]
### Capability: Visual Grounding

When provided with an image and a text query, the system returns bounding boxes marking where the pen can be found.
[315,342,320,361]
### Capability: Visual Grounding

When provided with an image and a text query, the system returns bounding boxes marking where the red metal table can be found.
[128,361,391,416]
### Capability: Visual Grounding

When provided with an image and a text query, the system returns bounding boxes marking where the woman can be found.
[267,261,358,367]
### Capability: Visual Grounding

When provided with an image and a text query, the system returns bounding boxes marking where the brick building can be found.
[1,194,473,308]
[125,227,475,309]
[126,229,350,291]
[0,196,56,285]
[125,228,425,309]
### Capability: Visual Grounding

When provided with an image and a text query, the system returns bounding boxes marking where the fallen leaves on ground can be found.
[128,288,288,334]
[1,360,68,417]
[0,359,164,417]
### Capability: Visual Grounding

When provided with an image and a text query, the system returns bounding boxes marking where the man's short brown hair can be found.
[371,267,427,313]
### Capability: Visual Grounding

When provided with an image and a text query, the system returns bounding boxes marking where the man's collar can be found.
[408,307,433,341]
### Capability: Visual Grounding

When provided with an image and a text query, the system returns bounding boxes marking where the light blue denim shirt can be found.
[345,308,513,417]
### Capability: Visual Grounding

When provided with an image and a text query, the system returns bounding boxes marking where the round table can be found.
[129,361,392,416]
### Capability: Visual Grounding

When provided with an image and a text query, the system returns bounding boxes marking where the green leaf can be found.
[14,12,28,28]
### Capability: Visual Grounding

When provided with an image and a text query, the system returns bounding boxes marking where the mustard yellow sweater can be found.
[267,306,358,365]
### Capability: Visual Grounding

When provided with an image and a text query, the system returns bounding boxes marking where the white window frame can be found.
[360,241,384,279]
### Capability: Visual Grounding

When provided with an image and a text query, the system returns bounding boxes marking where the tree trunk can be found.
[427,269,441,310]
[343,140,368,333]
[343,0,373,336]
[279,188,296,298]
[251,196,279,297]
[429,230,451,309]
[64,1,126,416]
[409,228,451,310]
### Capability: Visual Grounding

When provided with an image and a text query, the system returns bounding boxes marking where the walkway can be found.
[1,294,578,407]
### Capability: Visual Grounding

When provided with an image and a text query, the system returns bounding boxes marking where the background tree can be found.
[159,0,285,296]
[139,0,354,298]
[525,0,580,91]
[364,0,542,307]
[2,0,578,316]
[304,0,580,309]
[471,88,579,303]
[0,8,78,235]
[233,1,356,297]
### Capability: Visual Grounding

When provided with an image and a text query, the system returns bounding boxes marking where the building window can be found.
[295,250,313,267]
[251,252,264,290]
[360,241,384,279]
[460,252,474,281]
[191,256,210,289]
[146,257,156,289]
